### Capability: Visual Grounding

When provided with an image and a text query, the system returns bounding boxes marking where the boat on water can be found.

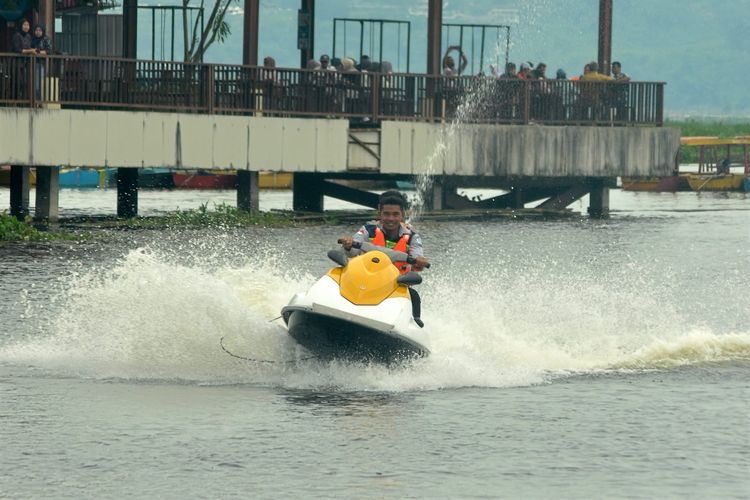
[2,167,293,190]
[620,136,749,193]
[281,241,430,365]
[621,176,690,192]
[259,172,293,189]
[59,168,107,188]
[680,136,749,192]
[172,171,237,189]
[172,171,293,189]
[686,173,746,192]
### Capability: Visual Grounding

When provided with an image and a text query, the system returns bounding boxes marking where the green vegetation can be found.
[68,203,343,229]
[0,213,40,241]
[3,202,575,241]
[1,204,345,242]
[133,202,299,228]
[666,119,750,138]
[666,119,750,164]
[0,213,79,242]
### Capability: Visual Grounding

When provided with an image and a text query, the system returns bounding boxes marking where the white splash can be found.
[2,246,748,391]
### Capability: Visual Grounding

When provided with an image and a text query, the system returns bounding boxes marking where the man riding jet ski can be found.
[281,191,431,364]
[339,190,430,327]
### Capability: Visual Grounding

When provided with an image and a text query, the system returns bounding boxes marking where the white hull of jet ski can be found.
[282,276,430,364]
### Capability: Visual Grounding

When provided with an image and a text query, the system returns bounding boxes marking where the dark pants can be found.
[408,287,421,319]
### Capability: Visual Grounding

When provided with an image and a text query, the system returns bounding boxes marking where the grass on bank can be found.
[101,203,341,229]
[1,203,342,241]
[0,212,80,241]
[666,118,750,164]
[0,213,40,241]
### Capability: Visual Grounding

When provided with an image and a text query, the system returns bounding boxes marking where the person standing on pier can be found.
[31,24,52,100]
[11,19,35,99]
[610,61,631,121]
[339,191,430,327]
[11,19,34,55]
[611,61,630,82]
[442,45,468,76]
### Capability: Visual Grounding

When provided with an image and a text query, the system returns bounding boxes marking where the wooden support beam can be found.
[298,0,315,68]
[123,0,137,59]
[243,0,260,66]
[536,185,590,210]
[427,0,442,76]
[598,0,612,75]
[321,180,379,208]
[38,0,54,47]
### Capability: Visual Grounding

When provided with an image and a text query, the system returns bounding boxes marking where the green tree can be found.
[182,0,238,63]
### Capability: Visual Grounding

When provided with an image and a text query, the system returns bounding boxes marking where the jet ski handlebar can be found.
[338,239,431,268]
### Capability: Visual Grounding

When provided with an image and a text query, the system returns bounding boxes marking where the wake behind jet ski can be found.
[281,241,431,365]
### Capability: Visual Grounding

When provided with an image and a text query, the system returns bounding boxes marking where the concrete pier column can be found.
[237,170,259,213]
[117,168,139,218]
[510,187,525,209]
[293,173,324,212]
[9,165,30,220]
[427,177,445,211]
[588,179,610,218]
[34,166,59,222]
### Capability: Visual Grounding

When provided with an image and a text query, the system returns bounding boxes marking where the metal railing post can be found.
[522,80,530,124]
[656,82,664,126]
[29,56,36,107]
[370,72,380,122]
[206,65,215,114]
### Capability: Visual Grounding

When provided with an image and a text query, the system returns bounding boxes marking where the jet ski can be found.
[281,241,430,365]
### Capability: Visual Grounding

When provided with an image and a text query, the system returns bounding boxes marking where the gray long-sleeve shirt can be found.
[347,221,424,259]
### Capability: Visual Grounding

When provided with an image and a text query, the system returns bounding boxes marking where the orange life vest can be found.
[371,227,411,274]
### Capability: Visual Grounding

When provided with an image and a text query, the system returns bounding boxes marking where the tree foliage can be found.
[182,0,238,63]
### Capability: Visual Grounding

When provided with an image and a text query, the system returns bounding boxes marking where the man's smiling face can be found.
[379,204,403,234]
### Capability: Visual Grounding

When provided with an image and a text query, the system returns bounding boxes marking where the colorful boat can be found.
[137,168,175,188]
[686,173,745,192]
[259,172,293,189]
[173,171,292,189]
[621,176,690,192]
[173,171,237,189]
[59,168,107,188]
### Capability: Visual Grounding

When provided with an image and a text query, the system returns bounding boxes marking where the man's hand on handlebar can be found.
[338,237,353,250]
[338,238,430,270]
[412,256,430,272]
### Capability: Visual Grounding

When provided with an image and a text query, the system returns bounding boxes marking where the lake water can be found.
[1,187,749,498]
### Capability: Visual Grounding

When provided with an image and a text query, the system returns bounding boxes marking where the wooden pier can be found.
[1,0,679,220]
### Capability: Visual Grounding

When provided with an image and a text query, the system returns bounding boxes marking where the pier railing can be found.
[0,53,665,126]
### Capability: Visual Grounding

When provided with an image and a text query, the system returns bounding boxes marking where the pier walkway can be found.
[0,53,680,219]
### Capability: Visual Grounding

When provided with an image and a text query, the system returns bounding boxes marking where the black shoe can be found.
[414,317,424,328]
